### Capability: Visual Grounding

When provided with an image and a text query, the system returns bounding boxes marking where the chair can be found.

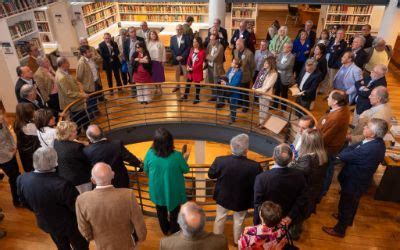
[285,4,299,25]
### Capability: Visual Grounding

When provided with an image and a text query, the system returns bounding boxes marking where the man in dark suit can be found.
[230,21,250,52]
[170,24,191,92]
[19,84,45,110]
[327,29,347,87]
[83,125,142,188]
[347,36,368,69]
[355,64,388,117]
[295,58,321,110]
[123,27,145,83]
[17,147,89,249]
[254,143,307,239]
[322,118,388,237]
[205,18,228,49]
[98,32,122,93]
[208,134,261,244]
[15,66,45,104]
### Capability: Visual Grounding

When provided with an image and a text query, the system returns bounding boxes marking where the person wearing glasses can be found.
[132,41,153,104]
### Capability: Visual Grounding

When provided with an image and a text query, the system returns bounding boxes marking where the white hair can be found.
[20,84,34,99]
[230,134,249,156]
[369,118,388,139]
[33,147,58,171]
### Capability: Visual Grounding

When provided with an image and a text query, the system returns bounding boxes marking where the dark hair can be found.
[297,29,308,39]
[16,66,23,77]
[265,56,277,73]
[273,144,293,167]
[186,16,194,23]
[135,41,148,53]
[319,29,329,40]
[79,45,90,55]
[152,128,174,158]
[331,90,348,107]
[363,24,372,30]
[232,58,241,68]
[14,103,35,133]
[193,36,203,49]
[34,109,54,133]
[344,51,355,62]
[315,43,326,56]
[299,115,315,128]
[260,201,282,227]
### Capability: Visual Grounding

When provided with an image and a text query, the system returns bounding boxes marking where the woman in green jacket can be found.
[269,26,291,56]
[144,128,189,235]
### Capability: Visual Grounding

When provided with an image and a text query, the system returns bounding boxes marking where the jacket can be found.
[123,36,145,63]
[327,39,347,69]
[186,48,206,82]
[55,69,85,112]
[269,35,291,54]
[27,55,39,73]
[296,70,321,101]
[170,35,191,65]
[206,43,225,78]
[17,171,80,235]
[83,139,142,188]
[225,67,242,99]
[276,52,295,85]
[206,27,228,49]
[15,78,45,105]
[76,186,147,250]
[350,48,368,69]
[132,50,152,75]
[318,106,350,156]
[253,167,307,225]
[338,138,386,196]
[54,140,92,186]
[208,155,261,211]
[355,76,387,115]
[34,67,54,103]
[315,55,328,83]
[230,29,250,48]
[333,63,363,104]
[160,231,228,250]
[233,48,255,84]
[98,41,121,70]
[76,56,96,93]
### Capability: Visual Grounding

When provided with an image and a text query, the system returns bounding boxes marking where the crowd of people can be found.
[0,13,395,249]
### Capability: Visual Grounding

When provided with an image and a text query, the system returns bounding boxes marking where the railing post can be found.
[285,104,294,143]
[249,91,255,132]
[104,98,111,132]
[133,169,144,213]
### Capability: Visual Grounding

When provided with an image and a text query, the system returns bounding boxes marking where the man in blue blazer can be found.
[322,118,388,238]
[170,24,191,92]
[354,64,388,117]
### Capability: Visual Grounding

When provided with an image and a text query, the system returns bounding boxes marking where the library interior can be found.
[0,0,400,249]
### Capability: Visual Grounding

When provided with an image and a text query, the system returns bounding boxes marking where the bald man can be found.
[76,162,147,250]
[160,202,228,250]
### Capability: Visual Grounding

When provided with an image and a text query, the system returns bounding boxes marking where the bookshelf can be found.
[34,9,54,43]
[81,2,118,37]
[0,0,54,19]
[324,5,373,41]
[231,2,258,37]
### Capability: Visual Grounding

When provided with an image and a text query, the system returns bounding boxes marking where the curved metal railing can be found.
[61,82,317,143]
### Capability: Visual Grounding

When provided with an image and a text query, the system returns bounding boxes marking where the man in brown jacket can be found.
[318,90,350,197]
[206,34,225,102]
[34,55,59,111]
[76,162,147,250]
[160,201,228,250]
[233,38,255,113]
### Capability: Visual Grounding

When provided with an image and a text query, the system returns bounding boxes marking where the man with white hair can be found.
[160,201,228,249]
[294,58,321,110]
[348,35,368,69]
[364,37,393,73]
[75,162,147,249]
[19,84,45,110]
[302,20,316,48]
[230,21,250,52]
[34,55,60,111]
[83,124,142,188]
[323,118,388,238]
[137,21,150,41]
[17,147,89,249]
[348,86,392,145]
[354,64,388,120]
[208,134,261,245]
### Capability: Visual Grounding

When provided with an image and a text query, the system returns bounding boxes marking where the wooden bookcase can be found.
[230,2,258,37]
[324,5,373,41]
[81,2,118,37]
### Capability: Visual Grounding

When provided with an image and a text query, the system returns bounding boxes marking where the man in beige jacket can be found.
[348,86,392,145]
[76,162,147,250]
[206,34,225,102]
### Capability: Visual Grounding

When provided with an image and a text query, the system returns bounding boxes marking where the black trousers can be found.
[120,69,128,86]
[295,96,312,117]
[156,205,181,235]
[334,191,360,235]
[184,80,201,100]
[49,226,89,250]
[105,64,122,89]
[0,156,20,205]
[294,60,305,78]
[48,93,61,113]
[273,78,289,110]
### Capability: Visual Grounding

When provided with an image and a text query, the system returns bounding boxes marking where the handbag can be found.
[121,59,128,74]
[282,225,299,250]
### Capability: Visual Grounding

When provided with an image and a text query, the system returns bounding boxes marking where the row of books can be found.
[84,7,116,26]
[119,14,205,23]
[37,23,50,32]
[82,2,114,15]
[9,20,34,40]
[86,16,117,37]
[0,0,54,18]
[15,38,41,59]
[326,24,366,33]
[328,5,373,14]
[232,3,256,8]
[232,10,256,19]
[326,15,370,23]
[34,11,47,22]
[118,5,207,14]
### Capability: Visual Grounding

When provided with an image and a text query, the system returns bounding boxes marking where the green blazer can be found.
[144,149,189,211]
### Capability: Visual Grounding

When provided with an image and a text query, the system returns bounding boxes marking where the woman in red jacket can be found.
[179,37,205,104]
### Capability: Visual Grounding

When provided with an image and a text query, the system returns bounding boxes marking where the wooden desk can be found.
[375,153,400,202]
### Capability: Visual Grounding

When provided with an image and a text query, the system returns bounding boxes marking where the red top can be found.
[186,48,205,82]
[133,53,152,84]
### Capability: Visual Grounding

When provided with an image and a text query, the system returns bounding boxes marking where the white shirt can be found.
[95,185,114,189]
[37,126,56,148]
[22,123,38,136]
[208,45,218,67]
[299,72,311,90]
[176,35,182,46]
[84,57,99,82]
[147,41,166,62]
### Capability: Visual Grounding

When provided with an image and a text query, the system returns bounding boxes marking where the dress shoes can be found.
[216,103,225,109]
[322,226,345,238]
[172,87,180,93]
[193,99,200,104]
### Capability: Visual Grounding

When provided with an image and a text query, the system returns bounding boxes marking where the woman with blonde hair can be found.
[290,128,328,216]
[53,121,92,193]
[269,26,291,55]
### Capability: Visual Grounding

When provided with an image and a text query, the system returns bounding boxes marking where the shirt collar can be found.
[362,138,375,144]
[271,164,286,169]
[95,185,113,189]
[21,78,33,84]
[34,169,57,173]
